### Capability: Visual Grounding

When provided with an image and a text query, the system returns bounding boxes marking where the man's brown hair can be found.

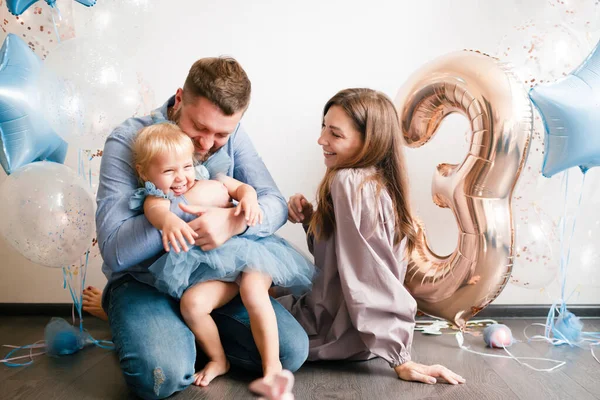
[183,56,251,115]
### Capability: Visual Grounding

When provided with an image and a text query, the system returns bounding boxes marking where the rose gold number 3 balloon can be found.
[395,51,533,329]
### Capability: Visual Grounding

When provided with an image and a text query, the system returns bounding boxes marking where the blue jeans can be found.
[106,275,309,400]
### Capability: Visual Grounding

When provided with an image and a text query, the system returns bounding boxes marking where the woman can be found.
[281,88,465,385]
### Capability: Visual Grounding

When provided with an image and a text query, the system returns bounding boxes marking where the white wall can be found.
[1,0,599,304]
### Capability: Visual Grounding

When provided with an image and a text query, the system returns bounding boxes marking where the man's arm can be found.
[231,125,287,237]
[96,130,190,271]
[182,124,287,251]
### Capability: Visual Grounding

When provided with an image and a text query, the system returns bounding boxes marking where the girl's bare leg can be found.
[180,280,239,386]
[239,271,281,378]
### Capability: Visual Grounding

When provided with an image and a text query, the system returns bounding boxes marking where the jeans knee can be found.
[124,356,194,399]
[280,328,309,372]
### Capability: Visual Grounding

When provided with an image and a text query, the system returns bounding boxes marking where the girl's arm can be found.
[144,196,197,253]
[217,175,262,226]
[182,179,232,208]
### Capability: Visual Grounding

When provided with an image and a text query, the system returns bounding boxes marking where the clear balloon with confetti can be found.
[0,0,76,59]
[547,0,600,32]
[0,161,95,268]
[38,33,148,148]
[563,169,600,292]
[496,20,590,87]
[72,0,151,53]
[511,198,560,289]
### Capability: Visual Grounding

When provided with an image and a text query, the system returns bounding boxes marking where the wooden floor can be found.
[1,316,599,399]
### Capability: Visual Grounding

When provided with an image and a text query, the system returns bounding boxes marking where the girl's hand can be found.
[162,213,198,253]
[287,193,313,224]
[234,196,263,227]
[394,361,465,385]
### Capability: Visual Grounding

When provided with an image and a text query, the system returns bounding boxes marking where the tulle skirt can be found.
[148,235,316,299]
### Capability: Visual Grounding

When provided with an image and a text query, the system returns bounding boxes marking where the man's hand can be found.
[180,203,247,251]
[394,361,465,385]
[287,193,313,224]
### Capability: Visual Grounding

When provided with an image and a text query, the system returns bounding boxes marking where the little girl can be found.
[130,122,315,387]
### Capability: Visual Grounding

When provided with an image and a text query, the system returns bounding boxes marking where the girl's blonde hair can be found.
[308,88,417,255]
[133,122,195,178]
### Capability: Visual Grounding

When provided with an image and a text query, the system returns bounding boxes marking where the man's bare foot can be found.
[82,286,108,321]
[193,359,230,387]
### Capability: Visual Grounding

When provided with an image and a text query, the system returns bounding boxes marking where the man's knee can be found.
[279,324,309,372]
[123,354,194,400]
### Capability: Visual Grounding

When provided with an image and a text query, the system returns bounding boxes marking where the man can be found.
[92,57,308,399]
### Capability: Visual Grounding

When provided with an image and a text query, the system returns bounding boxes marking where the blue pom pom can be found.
[44,318,90,357]
[553,310,583,344]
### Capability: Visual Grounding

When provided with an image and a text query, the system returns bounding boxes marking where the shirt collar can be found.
[150,95,176,124]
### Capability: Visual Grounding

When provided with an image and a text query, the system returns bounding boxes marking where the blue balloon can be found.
[530,40,600,178]
[0,34,67,175]
[6,0,96,16]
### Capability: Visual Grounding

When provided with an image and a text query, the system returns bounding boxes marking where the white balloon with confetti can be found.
[0,161,95,268]
[547,0,600,32]
[496,20,590,87]
[0,0,77,59]
[39,33,147,148]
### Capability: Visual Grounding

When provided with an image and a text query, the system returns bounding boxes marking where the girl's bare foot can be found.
[249,369,295,399]
[263,360,283,380]
[82,286,108,321]
[193,359,230,387]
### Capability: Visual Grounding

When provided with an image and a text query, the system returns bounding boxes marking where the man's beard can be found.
[195,151,212,163]
[169,105,213,163]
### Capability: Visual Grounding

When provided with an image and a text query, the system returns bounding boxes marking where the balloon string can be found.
[542,171,589,345]
[592,343,600,365]
[1,341,46,367]
[456,332,565,372]
[563,172,585,301]
[48,3,63,44]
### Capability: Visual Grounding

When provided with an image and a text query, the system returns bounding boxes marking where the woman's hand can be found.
[287,193,313,224]
[394,361,465,385]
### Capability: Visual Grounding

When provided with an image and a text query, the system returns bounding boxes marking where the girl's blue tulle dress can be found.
[130,150,316,299]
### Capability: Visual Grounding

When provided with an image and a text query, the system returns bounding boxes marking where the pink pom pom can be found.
[483,324,514,348]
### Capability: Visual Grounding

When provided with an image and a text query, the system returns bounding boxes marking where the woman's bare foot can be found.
[193,359,230,387]
[82,286,108,321]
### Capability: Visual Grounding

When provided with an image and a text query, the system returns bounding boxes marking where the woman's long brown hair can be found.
[308,88,416,255]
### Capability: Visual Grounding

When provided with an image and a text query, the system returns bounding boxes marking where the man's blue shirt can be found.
[96,96,287,289]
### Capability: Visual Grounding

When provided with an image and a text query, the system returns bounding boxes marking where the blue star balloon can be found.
[0,34,67,175]
[530,40,600,178]
[6,0,96,16]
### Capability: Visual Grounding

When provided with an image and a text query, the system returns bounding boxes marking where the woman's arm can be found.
[330,169,416,367]
[331,169,464,385]
[287,193,315,255]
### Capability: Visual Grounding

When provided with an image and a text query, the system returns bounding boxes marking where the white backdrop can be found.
[1,0,599,304]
